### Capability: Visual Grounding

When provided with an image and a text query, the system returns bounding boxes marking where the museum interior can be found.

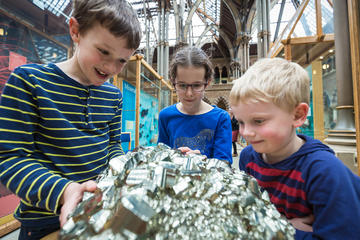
[0,0,359,238]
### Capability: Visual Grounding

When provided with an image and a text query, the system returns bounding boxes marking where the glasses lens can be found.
[176,83,186,91]
[192,83,204,92]
[174,83,205,92]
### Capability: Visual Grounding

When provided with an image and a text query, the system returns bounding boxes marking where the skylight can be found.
[31,0,71,19]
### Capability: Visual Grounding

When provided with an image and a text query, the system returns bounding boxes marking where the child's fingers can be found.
[289,216,314,232]
[178,147,201,155]
[178,147,191,153]
[186,150,201,155]
[300,214,314,225]
[81,180,97,192]
[60,196,80,227]
[60,201,76,227]
[60,181,97,226]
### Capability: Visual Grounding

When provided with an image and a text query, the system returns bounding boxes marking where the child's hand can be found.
[178,146,201,155]
[289,214,314,232]
[59,180,97,227]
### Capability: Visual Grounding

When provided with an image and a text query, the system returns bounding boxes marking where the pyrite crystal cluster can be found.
[60,143,295,240]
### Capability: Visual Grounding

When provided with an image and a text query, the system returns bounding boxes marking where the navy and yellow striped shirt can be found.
[0,63,124,227]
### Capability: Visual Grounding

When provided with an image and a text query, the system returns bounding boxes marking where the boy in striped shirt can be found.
[0,0,141,239]
[229,58,360,239]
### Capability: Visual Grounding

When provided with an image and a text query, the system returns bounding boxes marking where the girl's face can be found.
[174,65,207,110]
[70,19,134,86]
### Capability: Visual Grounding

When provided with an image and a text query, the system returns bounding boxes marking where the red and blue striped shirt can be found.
[239,134,360,239]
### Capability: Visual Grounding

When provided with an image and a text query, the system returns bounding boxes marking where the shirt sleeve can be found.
[0,67,71,214]
[157,109,171,147]
[107,93,125,159]
[212,111,233,164]
[305,152,360,239]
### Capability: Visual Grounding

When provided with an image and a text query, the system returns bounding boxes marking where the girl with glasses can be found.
[158,46,232,164]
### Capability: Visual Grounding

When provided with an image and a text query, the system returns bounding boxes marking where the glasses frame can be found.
[173,82,208,93]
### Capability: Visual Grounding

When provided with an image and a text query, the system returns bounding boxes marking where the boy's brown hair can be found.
[72,0,142,49]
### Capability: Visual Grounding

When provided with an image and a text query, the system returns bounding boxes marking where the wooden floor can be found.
[0,228,19,240]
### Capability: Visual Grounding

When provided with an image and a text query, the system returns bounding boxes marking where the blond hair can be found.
[229,58,310,112]
[72,0,142,49]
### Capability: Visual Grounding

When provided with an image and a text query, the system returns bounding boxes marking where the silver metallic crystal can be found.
[60,143,295,239]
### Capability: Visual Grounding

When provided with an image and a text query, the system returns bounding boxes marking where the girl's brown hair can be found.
[169,46,214,84]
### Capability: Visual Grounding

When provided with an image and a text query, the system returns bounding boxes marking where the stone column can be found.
[219,69,223,84]
[237,32,251,76]
[324,0,357,173]
[230,61,240,81]
[256,0,271,58]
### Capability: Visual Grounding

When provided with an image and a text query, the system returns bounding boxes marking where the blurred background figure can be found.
[229,108,239,157]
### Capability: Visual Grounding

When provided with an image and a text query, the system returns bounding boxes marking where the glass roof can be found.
[31,0,333,51]
[194,0,221,26]
[128,0,214,48]
[297,0,333,36]
[44,0,71,19]
[251,0,296,43]
[251,0,333,44]
[30,0,71,19]
[267,0,333,57]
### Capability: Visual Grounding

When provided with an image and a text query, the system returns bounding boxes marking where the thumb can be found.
[303,214,314,224]
[81,180,97,192]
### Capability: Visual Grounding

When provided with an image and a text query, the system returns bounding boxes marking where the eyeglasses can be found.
[174,82,207,93]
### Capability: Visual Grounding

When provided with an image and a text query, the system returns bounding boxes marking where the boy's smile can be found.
[232,100,303,163]
[94,68,109,80]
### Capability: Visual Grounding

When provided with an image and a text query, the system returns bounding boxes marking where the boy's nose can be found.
[104,61,123,75]
[241,125,254,137]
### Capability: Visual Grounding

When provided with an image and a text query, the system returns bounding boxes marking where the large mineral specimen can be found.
[60,143,295,240]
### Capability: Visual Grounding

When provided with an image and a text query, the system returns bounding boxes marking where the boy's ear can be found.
[293,103,309,128]
[69,17,80,43]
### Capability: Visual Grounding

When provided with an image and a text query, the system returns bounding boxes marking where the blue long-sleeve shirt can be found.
[158,104,232,164]
[239,134,360,239]
[0,63,124,227]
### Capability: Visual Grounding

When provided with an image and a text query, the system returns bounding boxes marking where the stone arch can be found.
[195,25,215,47]
[213,96,230,111]
[203,97,211,105]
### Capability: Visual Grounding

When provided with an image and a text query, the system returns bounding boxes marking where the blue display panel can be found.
[139,90,159,146]
[122,81,136,150]
[122,80,159,149]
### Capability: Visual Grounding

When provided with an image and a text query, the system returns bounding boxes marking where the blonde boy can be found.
[229,58,360,239]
